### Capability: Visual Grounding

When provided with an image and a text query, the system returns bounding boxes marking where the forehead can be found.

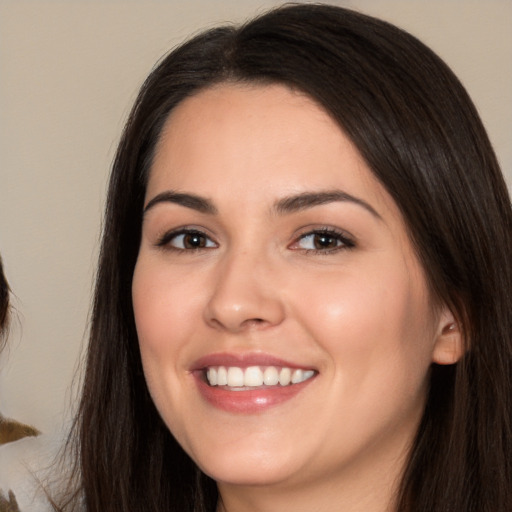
[147,83,394,218]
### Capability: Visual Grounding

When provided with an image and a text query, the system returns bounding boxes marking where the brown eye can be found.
[161,230,216,250]
[182,233,208,249]
[312,233,340,250]
[293,229,355,252]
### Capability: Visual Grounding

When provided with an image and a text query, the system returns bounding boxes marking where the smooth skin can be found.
[132,83,463,512]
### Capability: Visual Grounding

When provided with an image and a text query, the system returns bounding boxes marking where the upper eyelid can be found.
[293,226,355,241]
[155,225,216,237]
[155,227,217,247]
[289,227,357,250]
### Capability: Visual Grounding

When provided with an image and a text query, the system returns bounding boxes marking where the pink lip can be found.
[191,352,317,414]
[191,352,312,371]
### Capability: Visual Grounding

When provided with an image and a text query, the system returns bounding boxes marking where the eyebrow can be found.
[274,190,381,219]
[144,191,218,215]
[143,189,381,219]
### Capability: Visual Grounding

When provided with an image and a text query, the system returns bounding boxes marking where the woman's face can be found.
[132,83,457,494]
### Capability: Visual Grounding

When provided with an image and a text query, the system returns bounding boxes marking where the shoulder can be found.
[0,433,63,512]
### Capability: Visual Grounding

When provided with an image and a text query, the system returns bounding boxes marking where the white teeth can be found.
[263,366,279,385]
[244,366,263,386]
[205,365,315,388]
[217,366,228,386]
[291,369,304,384]
[206,367,217,386]
[227,367,244,387]
[279,367,291,386]
[303,370,315,381]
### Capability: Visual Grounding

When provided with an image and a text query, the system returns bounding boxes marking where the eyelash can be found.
[155,227,355,254]
[156,228,217,252]
[292,227,355,254]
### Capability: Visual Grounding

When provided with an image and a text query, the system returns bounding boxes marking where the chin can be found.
[194,449,303,487]
[203,467,292,487]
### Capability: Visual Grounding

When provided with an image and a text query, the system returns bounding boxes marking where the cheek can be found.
[273,262,437,470]
[131,259,215,451]
[293,263,435,389]
[131,260,203,409]
[132,260,202,353]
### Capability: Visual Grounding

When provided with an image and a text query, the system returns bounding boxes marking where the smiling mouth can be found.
[205,365,316,389]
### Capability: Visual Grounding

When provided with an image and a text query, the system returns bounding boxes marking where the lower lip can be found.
[194,373,315,413]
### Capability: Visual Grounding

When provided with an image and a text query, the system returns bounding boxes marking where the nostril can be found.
[239,317,268,330]
[204,286,286,332]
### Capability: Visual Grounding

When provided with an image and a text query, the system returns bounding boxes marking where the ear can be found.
[431,306,464,365]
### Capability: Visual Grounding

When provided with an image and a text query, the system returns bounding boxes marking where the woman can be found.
[62,4,512,511]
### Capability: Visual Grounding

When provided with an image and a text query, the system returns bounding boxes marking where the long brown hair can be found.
[62,4,512,511]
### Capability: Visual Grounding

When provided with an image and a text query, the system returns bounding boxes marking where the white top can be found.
[0,433,64,511]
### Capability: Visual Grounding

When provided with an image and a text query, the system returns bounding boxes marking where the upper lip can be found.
[190,352,316,372]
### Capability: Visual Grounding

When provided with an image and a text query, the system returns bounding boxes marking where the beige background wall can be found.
[1,0,511,436]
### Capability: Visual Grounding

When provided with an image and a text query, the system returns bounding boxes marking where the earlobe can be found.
[432,309,465,365]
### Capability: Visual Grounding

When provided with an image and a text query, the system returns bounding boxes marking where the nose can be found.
[203,250,286,333]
